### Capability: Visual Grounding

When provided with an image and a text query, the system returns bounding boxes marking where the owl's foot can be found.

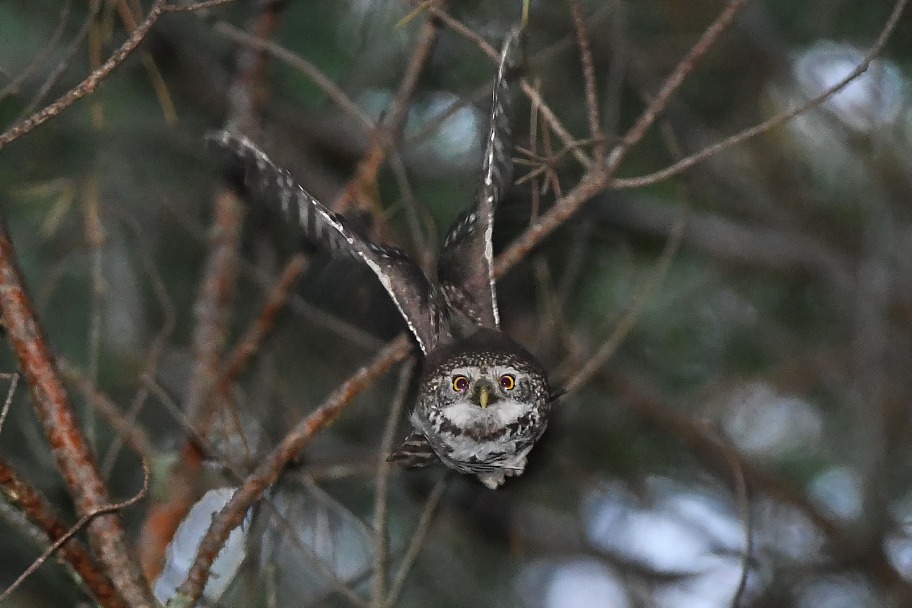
[477,471,506,489]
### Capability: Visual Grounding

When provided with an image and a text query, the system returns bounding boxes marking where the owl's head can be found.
[417,328,550,413]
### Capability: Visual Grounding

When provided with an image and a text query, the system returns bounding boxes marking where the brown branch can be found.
[0,217,156,605]
[605,0,752,171]
[140,158,244,586]
[0,372,19,436]
[495,0,752,279]
[569,0,604,162]
[223,0,284,137]
[213,22,374,132]
[0,458,128,608]
[59,360,159,463]
[428,6,592,168]
[183,188,244,424]
[334,14,441,221]
[140,2,288,578]
[371,359,416,607]
[172,335,412,606]
[611,0,909,189]
[385,477,447,606]
[559,208,685,394]
[0,0,169,151]
[218,253,309,388]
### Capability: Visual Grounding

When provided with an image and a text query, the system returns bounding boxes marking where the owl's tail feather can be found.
[388,432,439,468]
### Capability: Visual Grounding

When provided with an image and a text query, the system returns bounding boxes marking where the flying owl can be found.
[210,28,552,489]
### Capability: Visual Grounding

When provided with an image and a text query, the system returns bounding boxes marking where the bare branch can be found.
[569,0,604,161]
[385,477,447,606]
[213,22,375,132]
[611,0,908,188]
[0,216,156,605]
[0,0,169,151]
[559,209,685,394]
[171,335,412,606]
[0,372,19,437]
[0,459,149,605]
[372,359,417,607]
[0,458,129,608]
[218,253,310,388]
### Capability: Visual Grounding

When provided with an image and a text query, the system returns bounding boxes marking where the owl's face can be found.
[410,329,551,488]
[418,357,546,425]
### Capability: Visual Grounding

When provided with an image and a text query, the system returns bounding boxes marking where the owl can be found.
[210,28,552,489]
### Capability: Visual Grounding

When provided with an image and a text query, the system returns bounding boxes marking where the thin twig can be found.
[162,195,387,350]
[18,1,99,118]
[223,0,288,137]
[494,167,610,278]
[214,22,375,132]
[218,253,309,388]
[559,193,686,395]
[84,176,106,451]
[605,0,753,171]
[171,335,412,606]
[333,14,441,220]
[0,0,72,102]
[711,426,752,608]
[141,162,243,585]
[0,458,128,608]
[371,359,416,607]
[59,360,158,463]
[101,208,177,476]
[183,188,243,423]
[569,0,604,162]
[611,0,908,189]
[428,7,592,169]
[0,460,149,605]
[0,372,20,437]
[164,0,235,13]
[495,0,753,279]
[0,0,169,151]
[385,477,447,606]
[606,368,912,604]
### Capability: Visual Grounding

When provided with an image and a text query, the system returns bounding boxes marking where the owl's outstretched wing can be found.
[436,29,522,329]
[209,131,446,354]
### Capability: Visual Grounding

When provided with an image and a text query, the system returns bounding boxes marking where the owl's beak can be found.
[473,380,497,409]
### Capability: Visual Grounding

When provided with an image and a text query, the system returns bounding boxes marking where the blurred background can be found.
[1,0,911,606]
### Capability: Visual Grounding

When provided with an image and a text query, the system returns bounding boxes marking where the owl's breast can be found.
[410,397,544,472]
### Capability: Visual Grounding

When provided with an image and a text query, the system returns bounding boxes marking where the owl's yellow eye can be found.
[452,375,469,392]
[499,374,516,390]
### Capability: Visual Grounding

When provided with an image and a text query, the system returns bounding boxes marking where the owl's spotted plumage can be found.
[210,27,551,489]
[407,329,550,489]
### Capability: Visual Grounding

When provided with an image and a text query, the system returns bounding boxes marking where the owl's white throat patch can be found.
[441,396,527,429]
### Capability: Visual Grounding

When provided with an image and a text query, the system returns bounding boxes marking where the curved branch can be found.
[0,0,169,151]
